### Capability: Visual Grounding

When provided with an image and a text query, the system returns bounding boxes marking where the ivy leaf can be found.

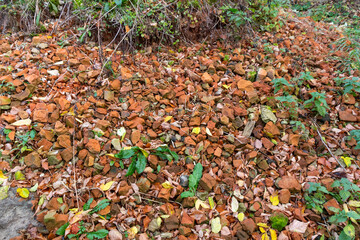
[87,229,109,240]
[56,222,69,236]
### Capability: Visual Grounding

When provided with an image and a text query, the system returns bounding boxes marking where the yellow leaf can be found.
[128,226,138,239]
[211,217,221,233]
[237,212,245,222]
[162,181,173,189]
[342,156,353,167]
[209,197,215,209]
[258,223,269,228]
[69,208,79,213]
[222,84,231,89]
[164,116,172,122]
[0,170,7,180]
[262,233,270,240]
[195,199,210,210]
[270,229,277,240]
[259,227,266,233]
[348,200,360,207]
[156,217,162,226]
[15,171,25,180]
[100,181,114,191]
[270,195,279,206]
[17,188,29,198]
[192,127,200,134]
[139,147,149,158]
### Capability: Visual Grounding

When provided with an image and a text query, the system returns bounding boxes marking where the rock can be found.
[181,212,194,227]
[243,120,256,137]
[0,43,11,53]
[57,135,71,149]
[104,91,115,101]
[201,72,213,84]
[179,226,191,236]
[33,110,48,123]
[260,105,277,123]
[234,63,245,75]
[278,176,302,192]
[242,218,256,233]
[46,198,61,210]
[339,110,357,122]
[199,173,216,191]
[179,175,189,188]
[0,96,11,105]
[148,218,161,232]
[60,148,73,162]
[264,121,280,137]
[47,70,59,76]
[31,36,47,46]
[236,230,249,240]
[110,79,121,90]
[86,139,101,154]
[237,79,254,92]
[131,130,141,144]
[189,117,201,126]
[137,177,151,192]
[111,138,122,151]
[108,229,123,240]
[342,94,356,104]
[279,189,291,203]
[44,211,68,230]
[324,198,340,214]
[164,215,179,230]
[257,68,267,80]
[47,151,62,165]
[288,220,309,234]
[24,152,41,168]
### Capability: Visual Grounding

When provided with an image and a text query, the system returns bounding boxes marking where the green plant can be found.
[115,146,148,176]
[304,182,330,213]
[332,178,360,203]
[152,145,179,162]
[336,77,360,95]
[276,95,298,118]
[221,6,252,28]
[292,71,313,87]
[270,213,288,231]
[303,92,329,117]
[290,120,309,138]
[328,208,359,240]
[334,28,360,72]
[350,130,360,149]
[271,78,294,94]
[181,162,203,198]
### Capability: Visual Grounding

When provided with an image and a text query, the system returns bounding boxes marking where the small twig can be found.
[137,192,183,209]
[311,118,346,170]
[72,102,80,209]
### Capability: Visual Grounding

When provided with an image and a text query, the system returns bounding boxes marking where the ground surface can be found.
[0,7,360,240]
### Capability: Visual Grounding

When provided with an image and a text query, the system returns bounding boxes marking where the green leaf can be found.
[87,229,109,240]
[135,153,146,174]
[83,198,93,211]
[188,174,197,190]
[346,211,360,220]
[30,130,36,139]
[343,224,355,238]
[90,199,110,214]
[192,163,203,183]
[56,222,69,236]
[126,159,136,176]
[180,191,194,198]
[115,148,137,159]
[15,171,25,180]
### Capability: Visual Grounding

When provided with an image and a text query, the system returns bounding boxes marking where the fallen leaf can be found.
[270,228,277,240]
[127,226,138,239]
[192,127,200,134]
[0,186,9,200]
[237,212,245,222]
[100,181,115,191]
[164,116,172,122]
[209,196,215,209]
[15,171,25,180]
[211,217,221,233]
[270,194,279,206]
[0,170,7,180]
[206,127,213,136]
[161,181,173,189]
[231,196,239,212]
[17,188,30,198]
[342,156,353,167]
[11,119,31,126]
[195,199,210,210]
[30,183,39,192]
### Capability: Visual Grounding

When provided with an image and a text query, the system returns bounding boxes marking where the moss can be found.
[270,213,288,231]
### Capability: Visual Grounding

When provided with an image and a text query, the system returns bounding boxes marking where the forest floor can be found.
[0,6,360,240]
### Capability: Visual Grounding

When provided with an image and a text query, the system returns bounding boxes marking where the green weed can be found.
[181,162,203,198]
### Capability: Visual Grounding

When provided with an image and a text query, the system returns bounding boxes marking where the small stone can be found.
[201,72,213,84]
[257,68,267,80]
[234,63,245,75]
[179,175,189,188]
[237,79,254,92]
[33,110,48,123]
[131,130,141,144]
[260,105,277,123]
[86,139,101,154]
[279,189,291,203]
[278,176,302,192]
[289,134,300,146]
[104,91,115,101]
[199,173,216,191]
[181,212,194,227]
[111,138,122,151]
[164,215,179,230]
[0,96,11,105]
[264,121,280,137]
[339,110,357,122]
[137,177,151,193]
[242,218,256,233]
[24,152,41,168]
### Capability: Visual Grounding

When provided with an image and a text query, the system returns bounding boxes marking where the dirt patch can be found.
[0,188,40,240]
